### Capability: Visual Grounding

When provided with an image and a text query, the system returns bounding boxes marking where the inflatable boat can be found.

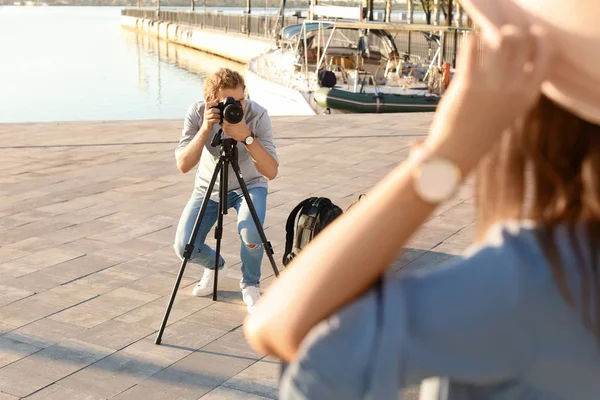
[313,87,440,114]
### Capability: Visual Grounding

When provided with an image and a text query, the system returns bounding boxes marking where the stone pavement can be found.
[0,113,474,399]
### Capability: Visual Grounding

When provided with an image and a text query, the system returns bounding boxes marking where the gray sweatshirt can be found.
[176,99,279,201]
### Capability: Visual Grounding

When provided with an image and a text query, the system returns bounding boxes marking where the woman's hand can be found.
[425,25,552,174]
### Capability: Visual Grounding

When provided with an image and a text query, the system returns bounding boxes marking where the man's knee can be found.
[173,242,185,261]
[240,228,262,249]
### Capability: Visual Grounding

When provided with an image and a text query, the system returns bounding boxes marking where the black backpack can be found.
[282,197,343,266]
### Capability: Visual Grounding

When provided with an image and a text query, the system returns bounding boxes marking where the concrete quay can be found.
[0,113,475,399]
[121,15,276,64]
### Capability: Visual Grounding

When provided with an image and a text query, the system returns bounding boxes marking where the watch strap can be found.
[244,132,255,145]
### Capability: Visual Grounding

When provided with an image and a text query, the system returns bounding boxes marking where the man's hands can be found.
[205,99,251,142]
[201,100,222,134]
[222,120,252,143]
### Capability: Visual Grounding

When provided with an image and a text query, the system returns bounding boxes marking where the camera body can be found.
[212,96,244,124]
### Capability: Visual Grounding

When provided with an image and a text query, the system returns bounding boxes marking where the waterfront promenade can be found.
[0,113,474,399]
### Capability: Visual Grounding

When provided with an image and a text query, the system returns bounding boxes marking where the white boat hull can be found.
[246,61,316,117]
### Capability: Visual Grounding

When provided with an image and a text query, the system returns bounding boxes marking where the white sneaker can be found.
[192,264,227,297]
[242,286,261,313]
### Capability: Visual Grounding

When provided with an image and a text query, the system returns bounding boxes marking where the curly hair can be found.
[203,68,246,101]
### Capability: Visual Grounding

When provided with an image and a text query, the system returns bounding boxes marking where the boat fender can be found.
[318,69,337,88]
[443,62,451,90]
[376,93,383,113]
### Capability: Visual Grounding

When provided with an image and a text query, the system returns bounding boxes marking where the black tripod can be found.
[155,130,280,345]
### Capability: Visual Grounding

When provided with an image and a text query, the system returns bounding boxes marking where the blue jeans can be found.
[174,187,267,288]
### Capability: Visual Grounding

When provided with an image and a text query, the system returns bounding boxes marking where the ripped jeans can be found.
[173,187,267,288]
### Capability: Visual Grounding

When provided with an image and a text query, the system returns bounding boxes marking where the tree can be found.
[419,0,453,25]
[419,0,432,24]
[384,0,392,22]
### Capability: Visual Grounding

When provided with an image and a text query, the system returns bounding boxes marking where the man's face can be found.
[217,86,246,113]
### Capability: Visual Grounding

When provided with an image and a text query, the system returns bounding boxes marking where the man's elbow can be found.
[177,160,190,174]
[265,165,278,181]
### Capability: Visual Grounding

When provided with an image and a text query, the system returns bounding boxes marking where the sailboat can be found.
[246,3,470,115]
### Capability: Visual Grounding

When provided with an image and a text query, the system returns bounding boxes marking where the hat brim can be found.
[459,0,600,125]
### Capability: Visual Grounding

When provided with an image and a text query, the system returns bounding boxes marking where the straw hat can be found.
[459,0,600,124]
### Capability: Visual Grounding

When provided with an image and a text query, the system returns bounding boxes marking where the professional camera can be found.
[212,96,244,124]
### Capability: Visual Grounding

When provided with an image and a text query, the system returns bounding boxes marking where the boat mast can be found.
[274,0,287,41]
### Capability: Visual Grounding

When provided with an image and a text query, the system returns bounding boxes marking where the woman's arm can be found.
[244,27,551,361]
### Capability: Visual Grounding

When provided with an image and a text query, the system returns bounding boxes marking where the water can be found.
[0,6,432,123]
[0,6,257,123]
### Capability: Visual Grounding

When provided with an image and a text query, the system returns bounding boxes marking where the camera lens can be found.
[223,104,244,124]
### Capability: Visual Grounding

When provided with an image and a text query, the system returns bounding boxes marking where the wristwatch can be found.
[243,133,255,146]
[411,150,462,204]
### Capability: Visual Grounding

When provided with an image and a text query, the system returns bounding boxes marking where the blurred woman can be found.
[244,0,600,398]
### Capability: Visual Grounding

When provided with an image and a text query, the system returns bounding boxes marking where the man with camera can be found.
[173,68,279,313]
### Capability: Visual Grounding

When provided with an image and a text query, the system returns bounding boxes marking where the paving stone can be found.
[1,270,67,293]
[139,349,254,399]
[0,324,14,335]
[0,339,112,398]
[0,284,34,307]
[43,254,117,281]
[75,320,155,351]
[57,351,166,399]
[112,384,188,400]
[223,360,280,399]
[0,336,41,368]
[19,248,84,270]
[67,288,161,321]
[115,291,213,330]
[0,296,69,328]
[0,259,40,280]
[124,271,199,297]
[48,308,109,329]
[5,236,60,254]
[200,386,274,400]
[201,329,262,363]
[186,302,247,332]
[0,392,18,400]
[25,383,106,400]
[4,318,87,349]
[154,320,227,351]
[0,248,28,264]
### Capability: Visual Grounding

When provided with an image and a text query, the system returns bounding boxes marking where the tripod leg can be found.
[155,162,223,345]
[230,159,280,278]
[212,157,228,301]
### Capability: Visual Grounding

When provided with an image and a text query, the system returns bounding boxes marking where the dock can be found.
[0,113,474,399]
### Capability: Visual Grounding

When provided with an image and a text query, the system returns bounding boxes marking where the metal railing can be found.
[121,8,470,65]
[394,28,470,66]
[121,8,302,39]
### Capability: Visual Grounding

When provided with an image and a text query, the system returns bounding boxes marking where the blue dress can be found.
[279,222,600,399]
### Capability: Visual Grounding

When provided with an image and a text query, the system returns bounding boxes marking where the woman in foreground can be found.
[244,0,600,398]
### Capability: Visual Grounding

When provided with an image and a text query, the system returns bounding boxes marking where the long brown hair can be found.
[475,95,600,337]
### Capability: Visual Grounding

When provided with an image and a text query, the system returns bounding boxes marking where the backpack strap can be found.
[283,198,315,265]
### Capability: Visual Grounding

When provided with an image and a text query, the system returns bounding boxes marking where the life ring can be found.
[442,62,451,89]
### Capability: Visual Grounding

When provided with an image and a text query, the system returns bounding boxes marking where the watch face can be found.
[414,157,461,203]
[245,135,254,145]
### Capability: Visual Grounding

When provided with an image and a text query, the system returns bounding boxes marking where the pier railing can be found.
[121,8,302,39]
[122,8,469,64]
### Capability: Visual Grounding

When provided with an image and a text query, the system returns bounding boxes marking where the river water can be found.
[0,6,275,123]
[0,6,432,123]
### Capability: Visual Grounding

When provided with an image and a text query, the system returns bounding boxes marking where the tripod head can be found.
[210,129,238,159]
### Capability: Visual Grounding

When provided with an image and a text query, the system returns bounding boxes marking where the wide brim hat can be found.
[459,0,600,125]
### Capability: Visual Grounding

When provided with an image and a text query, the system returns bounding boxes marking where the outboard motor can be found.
[318,69,337,88]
